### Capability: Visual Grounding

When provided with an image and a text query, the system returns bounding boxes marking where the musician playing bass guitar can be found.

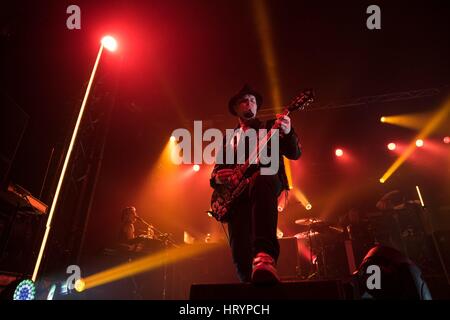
[209,84,307,284]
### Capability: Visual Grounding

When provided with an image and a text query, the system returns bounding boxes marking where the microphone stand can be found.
[136,216,178,299]
[136,216,178,247]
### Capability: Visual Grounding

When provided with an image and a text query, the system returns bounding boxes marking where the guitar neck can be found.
[239,108,290,174]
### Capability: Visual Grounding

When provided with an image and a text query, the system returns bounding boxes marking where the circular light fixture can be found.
[416,139,424,148]
[13,279,36,300]
[101,35,118,52]
[335,149,344,157]
[388,142,396,151]
[74,279,85,293]
[193,164,200,172]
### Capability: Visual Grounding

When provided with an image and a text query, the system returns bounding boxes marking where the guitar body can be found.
[210,185,234,222]
[210,170,260,222]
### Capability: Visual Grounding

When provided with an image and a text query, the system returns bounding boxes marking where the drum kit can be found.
[292,202,437,280]
[294,218,348,279]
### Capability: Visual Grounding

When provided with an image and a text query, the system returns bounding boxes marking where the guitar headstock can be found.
[287,89,315,112]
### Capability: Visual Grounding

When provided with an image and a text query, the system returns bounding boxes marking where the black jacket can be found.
[210,118,301,191]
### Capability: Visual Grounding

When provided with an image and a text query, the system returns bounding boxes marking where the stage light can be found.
[335,149,344,157]
[415,185,425,207]
[379,99,450,184]
[193,164,200,172]
[416,139,424,147]
[387,143,396,151]
[444,136,450,144]
[379,178,385,184]
[101,35,117,52]
[305,203,312,210]
[170,135,176,143]
[47,284,57,300]
[74,279,85,293]
[283,158,293,190]
[80,244,215,291]
[32,33,121,282]
[292,188,312,211]
[277,206,283,212]
[276,228,284,239]
[251,0,283,111]
[13,279,36,300]
[380,116,386,123]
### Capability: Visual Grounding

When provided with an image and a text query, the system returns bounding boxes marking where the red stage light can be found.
[444,136,450,144]
[387,142,396,151]
[101,36,118,52]
[415,139,424,148]
[335,149,343,157]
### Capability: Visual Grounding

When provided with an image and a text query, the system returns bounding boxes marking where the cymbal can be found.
[328,226,344,233]
[294,218,325,225]
[294,231,319,239]
[295,218,331,231]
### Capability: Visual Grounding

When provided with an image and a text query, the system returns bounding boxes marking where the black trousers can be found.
[227,174,282,282]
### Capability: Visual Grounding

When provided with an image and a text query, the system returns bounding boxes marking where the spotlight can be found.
[277,228,284,239]
[415,139,424,148]
[277,206,283,212]
[101,35,118,52]
[380,116,386,123]
[47,284,57,300]
[13,279,36,300]
[335,149,344,157]
[379,178,385,184]
[444,136,450,144]
[305,203,312,210]
[170,136,176,143]
[74,279,85,293]
[387,142,396,151]
[193,164,200,172]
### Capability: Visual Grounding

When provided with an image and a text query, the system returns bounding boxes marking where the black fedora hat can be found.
[228,84,263,116]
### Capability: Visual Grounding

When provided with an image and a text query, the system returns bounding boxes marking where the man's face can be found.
[234,94,257,119]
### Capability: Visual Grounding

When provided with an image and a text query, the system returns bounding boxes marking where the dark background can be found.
[1,0,449,265]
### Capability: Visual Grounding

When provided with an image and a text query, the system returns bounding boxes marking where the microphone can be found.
[136,215,150,226]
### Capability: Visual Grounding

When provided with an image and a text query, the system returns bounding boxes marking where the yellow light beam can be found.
[79,244,216,291]
[32,44,105,282]
[292,188,312,210]
[251,0,283,112]
[380,99,450,183]
[380,111,434,131]
[283,157,293,189]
